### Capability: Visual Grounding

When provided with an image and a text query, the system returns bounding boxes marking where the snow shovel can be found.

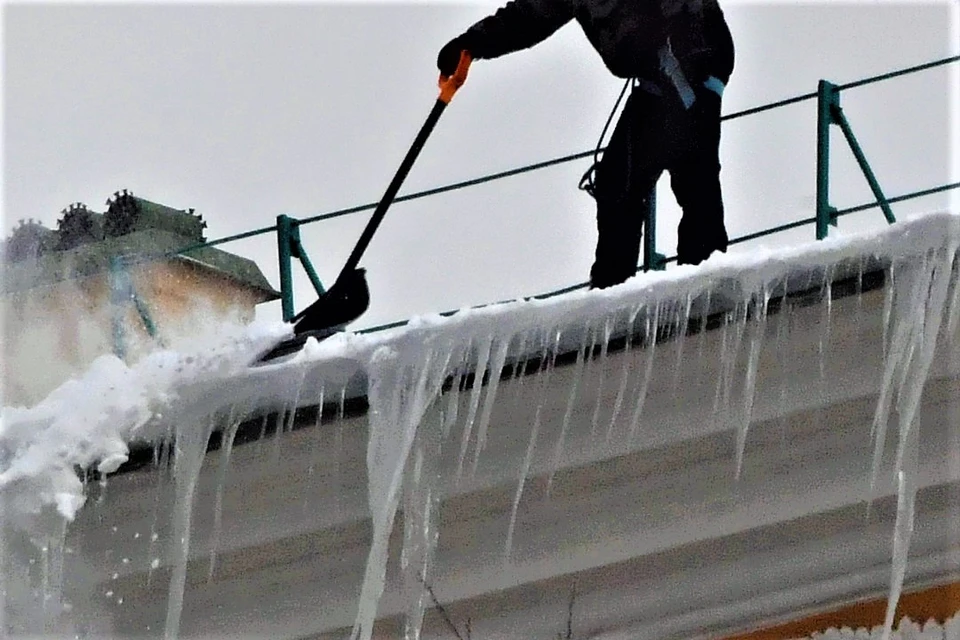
[255,52,473,364]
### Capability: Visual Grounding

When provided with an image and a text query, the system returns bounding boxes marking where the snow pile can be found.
[0,317,288,634]
[0,318,285,525]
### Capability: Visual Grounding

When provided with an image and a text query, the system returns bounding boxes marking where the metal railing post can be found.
[817,79,896,239]
[109,255,161,356]
[277,214,296,321]
[109,256,128,358]
[131,293,159,341]
[816,80,839,240]
[643,190,666,272]
[830,100,896,225]
[288,223,326,297]
[278,214,327,321]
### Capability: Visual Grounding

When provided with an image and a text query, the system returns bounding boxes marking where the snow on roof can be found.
[3,209,957,518]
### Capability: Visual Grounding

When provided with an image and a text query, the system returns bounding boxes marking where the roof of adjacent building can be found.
[2,191,280,301]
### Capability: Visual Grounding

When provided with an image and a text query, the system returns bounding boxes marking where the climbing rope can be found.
[578,78,635,200]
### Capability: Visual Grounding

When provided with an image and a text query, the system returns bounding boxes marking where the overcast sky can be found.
[3,0,958,330]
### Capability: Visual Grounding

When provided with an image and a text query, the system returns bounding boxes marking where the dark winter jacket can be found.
[456,0,734,87]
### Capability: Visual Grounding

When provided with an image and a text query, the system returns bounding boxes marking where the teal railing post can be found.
[816,80,840,240]
[277,214,327,322]
[109,256,128,358]
[829,96,896,226]
[817,79,896,240]
[131,293,160,342]
[288,223,326,298]
[109,256,160,357]
[643,190,666,272]
[277,215,296,321]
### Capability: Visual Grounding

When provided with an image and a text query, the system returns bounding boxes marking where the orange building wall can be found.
[1,260,270,408]
[720,581,960,640]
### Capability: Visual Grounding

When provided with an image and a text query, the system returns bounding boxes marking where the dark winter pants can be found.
[589,83,728,289]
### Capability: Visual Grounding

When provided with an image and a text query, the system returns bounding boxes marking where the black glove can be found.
[437,35,471,76]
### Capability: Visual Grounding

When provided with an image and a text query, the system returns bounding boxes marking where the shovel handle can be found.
[438,51,472,104]
[336,57,469,281]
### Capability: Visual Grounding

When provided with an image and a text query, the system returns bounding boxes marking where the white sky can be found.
[3,0,958,330]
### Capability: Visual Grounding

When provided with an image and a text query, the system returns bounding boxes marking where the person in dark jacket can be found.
[437,0,735,288]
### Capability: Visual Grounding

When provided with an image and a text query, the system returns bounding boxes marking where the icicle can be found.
[712,306,733,416]
[880,265,896,364]
[589,318,613,440]
[256,413,269,443]
[504,329,561,561]
[891,249,953,475]
[580,323,600,439]
[735,286,769,480]
[605,305,642,444]
[871,244,955,640]
[441,343,471,440]
[509,329,531,393]
[892,267,927,415]
[337,386,347,421]
[164,415,215,640]
[269,410,286,466]
[471,335,512,477]
[400,417,441,640]
[546,326,591,499]
[208,407,242,583]
[285,366,308,433]
[696,288,713,362]
[672,293,694,393]
[869,255,933,493]
[945,251,960,357]
[146,439,171,588]
[299,385,327,517]
[774,277,792,453]
[324,386,347,519]
[272,366,308,466]
[628,304,660,443]
[881,468,916,640]
[351,339,453,640]
[96,473,109,506]
[305,385,326,482]
[817,267,835,397]
[854,256,866,345]
[456,333,494,482]
[714,300,748,430]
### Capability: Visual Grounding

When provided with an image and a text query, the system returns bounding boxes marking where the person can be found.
[437,0,735,288]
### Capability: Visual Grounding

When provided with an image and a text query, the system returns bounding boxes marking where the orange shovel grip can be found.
[438,51,472,104]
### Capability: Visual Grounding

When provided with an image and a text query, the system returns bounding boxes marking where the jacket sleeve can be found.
[703,0,734,83]
[460,0,578,60]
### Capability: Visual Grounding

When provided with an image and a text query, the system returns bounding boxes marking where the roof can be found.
[1,228,280,300]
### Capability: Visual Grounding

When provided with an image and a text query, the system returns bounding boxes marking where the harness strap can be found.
[658,39,697,108]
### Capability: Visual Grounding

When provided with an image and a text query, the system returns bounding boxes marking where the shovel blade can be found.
[252,327,337,365]
[293,267,370,336]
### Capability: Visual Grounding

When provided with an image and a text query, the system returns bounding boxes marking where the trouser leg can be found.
[590,91,666,289]
[670,89,728,266]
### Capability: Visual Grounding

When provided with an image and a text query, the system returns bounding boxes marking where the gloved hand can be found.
[437,35,471,76]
